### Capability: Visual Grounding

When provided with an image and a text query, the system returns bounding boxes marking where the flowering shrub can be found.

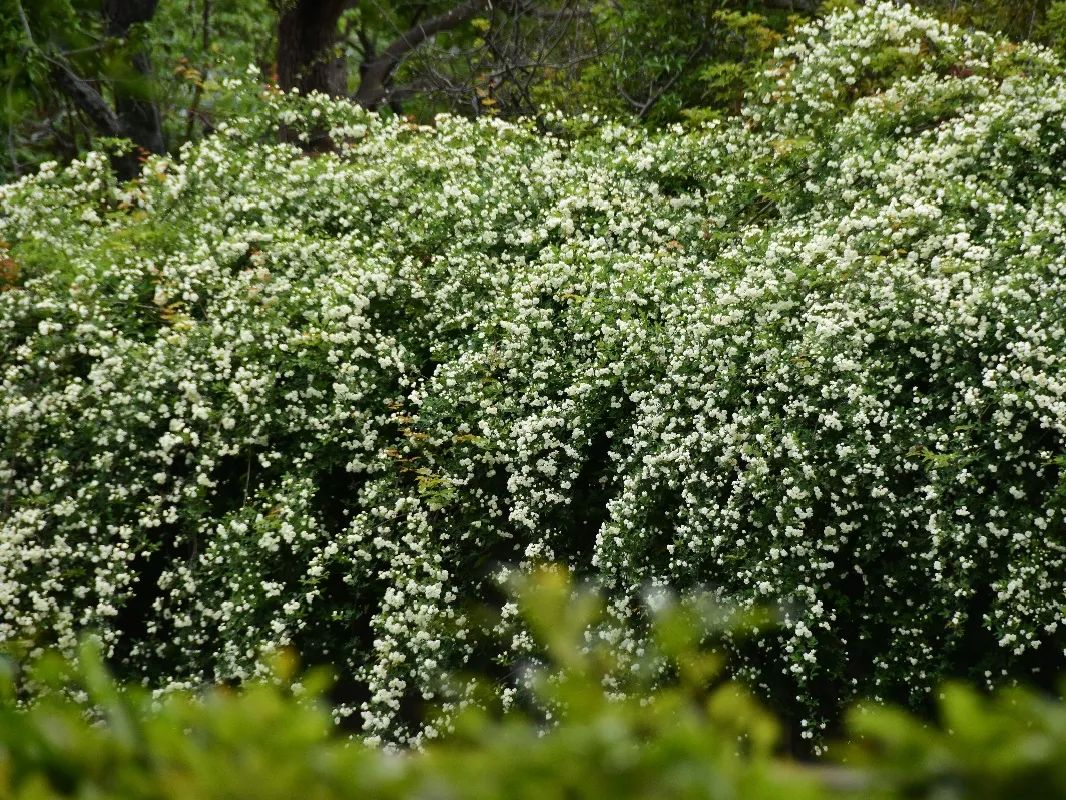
[2,2,1065,745]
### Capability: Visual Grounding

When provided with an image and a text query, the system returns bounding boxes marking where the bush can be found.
[2,573,1065,799]
[2,2,1065,744]
[0,572,814,800]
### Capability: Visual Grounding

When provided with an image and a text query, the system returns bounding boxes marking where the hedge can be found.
[2,573,1065,800]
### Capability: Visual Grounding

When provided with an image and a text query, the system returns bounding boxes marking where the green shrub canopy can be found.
[2,2,1065,745]
[6,575,1066,799]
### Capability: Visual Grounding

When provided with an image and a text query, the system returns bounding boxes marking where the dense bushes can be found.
[3,574,1066,799]
[2,2,1066,745]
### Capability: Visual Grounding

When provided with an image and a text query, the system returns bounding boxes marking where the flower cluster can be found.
[2,2,1064,746]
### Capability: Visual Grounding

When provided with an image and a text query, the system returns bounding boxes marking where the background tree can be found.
[276,0,350,96]
[909,0,1052,41]
[3,0,166,177]
[101,0,164,157]
[3,0,1066,180]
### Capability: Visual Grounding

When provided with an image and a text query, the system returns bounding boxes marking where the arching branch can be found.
[353,0,491,108]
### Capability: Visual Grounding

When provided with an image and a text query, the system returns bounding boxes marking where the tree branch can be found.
[354,0,491,107]
[50,63,126,138]
[14,0,123,138]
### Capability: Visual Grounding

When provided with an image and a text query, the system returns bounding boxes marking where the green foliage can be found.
[842,682,1066,799]
[911,0,1051,42]
[149,0,276,143]
[529,0,805,125]
[0,0,273,180]
[1,572,1065,799]
[0,0,100,171]
[2,1,1066,750]
[1043,1,1066,54]
[0,0,813,173]
[0,572,814,799]
[8,0,1066,179]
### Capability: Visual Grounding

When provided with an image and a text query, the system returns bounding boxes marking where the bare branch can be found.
[354,0,492,107]
[50,63,126,138]
[14,0,125,138]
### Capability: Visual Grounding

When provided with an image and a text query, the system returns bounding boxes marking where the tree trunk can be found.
[102,0,164,176]
[277,0,350,96]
